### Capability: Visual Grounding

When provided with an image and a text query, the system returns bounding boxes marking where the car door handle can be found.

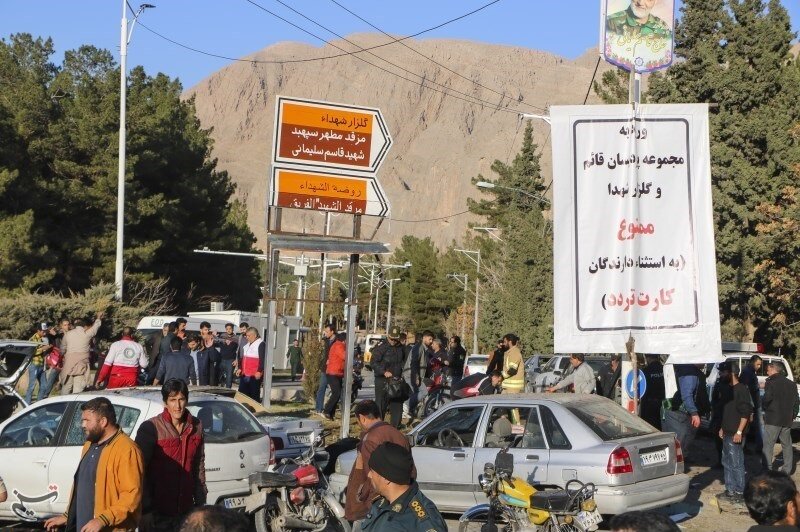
[33,460,48,466]
[526,455,539,461]
[453,452,466,460]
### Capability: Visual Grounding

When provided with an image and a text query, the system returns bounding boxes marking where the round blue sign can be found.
[625,369,647,398]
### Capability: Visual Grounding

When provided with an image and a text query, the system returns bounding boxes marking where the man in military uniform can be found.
[606,0,671,39]
[360,442,446,532]
[371,329,405,427]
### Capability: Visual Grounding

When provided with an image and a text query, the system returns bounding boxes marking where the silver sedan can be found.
[330,394,689,515]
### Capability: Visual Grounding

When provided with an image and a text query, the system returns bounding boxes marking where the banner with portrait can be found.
[551,104,723,363]
[600,0,675,73]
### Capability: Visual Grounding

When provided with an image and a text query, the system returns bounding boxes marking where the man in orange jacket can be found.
[45,397,144,532]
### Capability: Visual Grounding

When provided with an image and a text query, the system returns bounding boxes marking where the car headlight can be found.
[335,458,342,474]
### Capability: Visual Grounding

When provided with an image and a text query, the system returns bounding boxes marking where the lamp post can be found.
[384,278,401,332]
[115,1,155,301]
[455,249,480,354]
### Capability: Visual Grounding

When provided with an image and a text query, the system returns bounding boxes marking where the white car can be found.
[0,389,272,523]
[462,354,488,378]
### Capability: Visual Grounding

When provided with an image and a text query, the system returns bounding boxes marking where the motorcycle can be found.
[245,429,350,532]
[459,447,601,532]
[351,356,364,403]
[421,366,451,418]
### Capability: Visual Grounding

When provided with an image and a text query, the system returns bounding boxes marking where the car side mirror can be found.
[553,370,562,376]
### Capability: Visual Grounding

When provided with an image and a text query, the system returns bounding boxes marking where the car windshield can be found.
[541,358,559,372]
[188,400,265,444]
[567,401,656,441]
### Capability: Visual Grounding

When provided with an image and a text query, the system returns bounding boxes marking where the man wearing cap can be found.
[371,329,405,427]
[361,442,446,532]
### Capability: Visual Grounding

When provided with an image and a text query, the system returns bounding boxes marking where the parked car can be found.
[0,340,37,414]
[462,354,488,378]
[523,354,553,386]
[528,354,614,393]
[193,386,325,460]
[0,389,271,523]
[330,394,688,515]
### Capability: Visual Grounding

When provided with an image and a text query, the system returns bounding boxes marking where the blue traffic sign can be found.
[625,369,647,398]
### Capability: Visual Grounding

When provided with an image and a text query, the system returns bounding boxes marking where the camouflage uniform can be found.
[606,6,671,39]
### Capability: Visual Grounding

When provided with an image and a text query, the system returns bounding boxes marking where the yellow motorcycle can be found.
[458,448,602,532]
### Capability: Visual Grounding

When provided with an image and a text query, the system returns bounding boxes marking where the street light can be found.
[115,1,155,300]
[473,227,504,242]
[455,248,481,354]
[384,278,401,332]
[475,181,551,205]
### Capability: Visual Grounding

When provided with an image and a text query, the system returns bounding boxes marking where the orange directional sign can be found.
[270,167,390,217]
[273,96,392,174]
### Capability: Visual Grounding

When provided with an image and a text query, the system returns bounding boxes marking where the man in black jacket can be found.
[641,354,665,430]
[371,328,405,428]
[762,363,799,474]
[718,361,754,505]
[402,333,426,422]
[597,354,621,400]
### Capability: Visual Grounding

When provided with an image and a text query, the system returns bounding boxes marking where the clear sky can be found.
[2,1,799,90]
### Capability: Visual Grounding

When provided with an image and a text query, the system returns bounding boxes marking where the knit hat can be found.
[368,442,413,485]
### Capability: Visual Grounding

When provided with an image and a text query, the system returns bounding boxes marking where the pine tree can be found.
[647,1,800,347]
[468,122,553,353]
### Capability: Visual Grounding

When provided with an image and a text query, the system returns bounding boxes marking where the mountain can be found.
[185,34,611,249]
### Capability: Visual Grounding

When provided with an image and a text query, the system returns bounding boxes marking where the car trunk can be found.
[612,432,679,485]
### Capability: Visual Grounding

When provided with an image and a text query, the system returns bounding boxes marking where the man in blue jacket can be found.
[663,364,710,460]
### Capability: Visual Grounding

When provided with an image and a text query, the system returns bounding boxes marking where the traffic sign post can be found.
[273,96,392,174]
[624,369,647,399]
[269,167,390,217]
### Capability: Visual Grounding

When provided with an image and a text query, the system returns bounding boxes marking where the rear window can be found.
[467,356,488,365]
[567,401,656,441]
[188,400,266,444]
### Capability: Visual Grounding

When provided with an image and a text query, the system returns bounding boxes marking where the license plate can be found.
[641,448,669,466]
[575,509,603,530]
[289,433,312,445]
[223,496,246,509]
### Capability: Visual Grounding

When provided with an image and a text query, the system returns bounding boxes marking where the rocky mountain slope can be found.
[185,34,611,249]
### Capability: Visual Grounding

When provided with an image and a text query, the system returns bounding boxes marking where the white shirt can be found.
[104,338,148,369]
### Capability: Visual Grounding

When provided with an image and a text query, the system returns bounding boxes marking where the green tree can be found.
[389,236,461,333]
[647,0,800,348]
[0,33,261,310]
[468,122,553,353]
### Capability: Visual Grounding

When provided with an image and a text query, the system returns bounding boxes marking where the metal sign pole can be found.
[262,248,280,408]
[341,216,362,440]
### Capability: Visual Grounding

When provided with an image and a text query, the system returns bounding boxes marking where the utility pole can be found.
[385,278,401,332]
[455,249,481,354]
[318,212,331,336]
[447,273,469,340]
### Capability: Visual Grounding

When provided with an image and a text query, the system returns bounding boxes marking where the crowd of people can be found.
[24,317,270,404]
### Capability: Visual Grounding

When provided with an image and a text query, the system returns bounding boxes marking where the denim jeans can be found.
[25,364,47,404]
[220,358,236,388]
[40,367,59,399]
[722,435,746,495]
[315,373,329,412]
[663,409,698,460]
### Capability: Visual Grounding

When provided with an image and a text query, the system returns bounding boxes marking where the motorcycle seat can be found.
[250,471,298,488]
[530,489,572,512]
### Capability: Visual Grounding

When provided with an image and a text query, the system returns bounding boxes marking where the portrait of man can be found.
[603,0,674,72]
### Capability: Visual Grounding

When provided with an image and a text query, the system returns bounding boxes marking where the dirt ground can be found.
[647,430,795,532]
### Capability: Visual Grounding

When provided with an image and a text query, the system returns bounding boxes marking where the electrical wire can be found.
[389,209,471,223]
[135,0,503,66]
[326,0,545,113]
[245,0,522,114]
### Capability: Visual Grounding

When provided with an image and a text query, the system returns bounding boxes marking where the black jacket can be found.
[448,345,467,378]
[721,382,754,436]
[371,341,404,378]
[763,373,800,427]
[641,361,665,402]
[598,363,621,399]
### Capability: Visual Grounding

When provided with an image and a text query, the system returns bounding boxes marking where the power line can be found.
[389,209,471,223]
[326,0,545,113]
[244,0,521,113]
[137,0,502,66]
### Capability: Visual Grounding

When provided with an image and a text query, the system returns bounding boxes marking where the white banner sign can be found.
[551,104,723,362]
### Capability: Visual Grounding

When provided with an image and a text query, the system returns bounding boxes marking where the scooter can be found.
[245,429,350,532]
[459,446,601,532]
